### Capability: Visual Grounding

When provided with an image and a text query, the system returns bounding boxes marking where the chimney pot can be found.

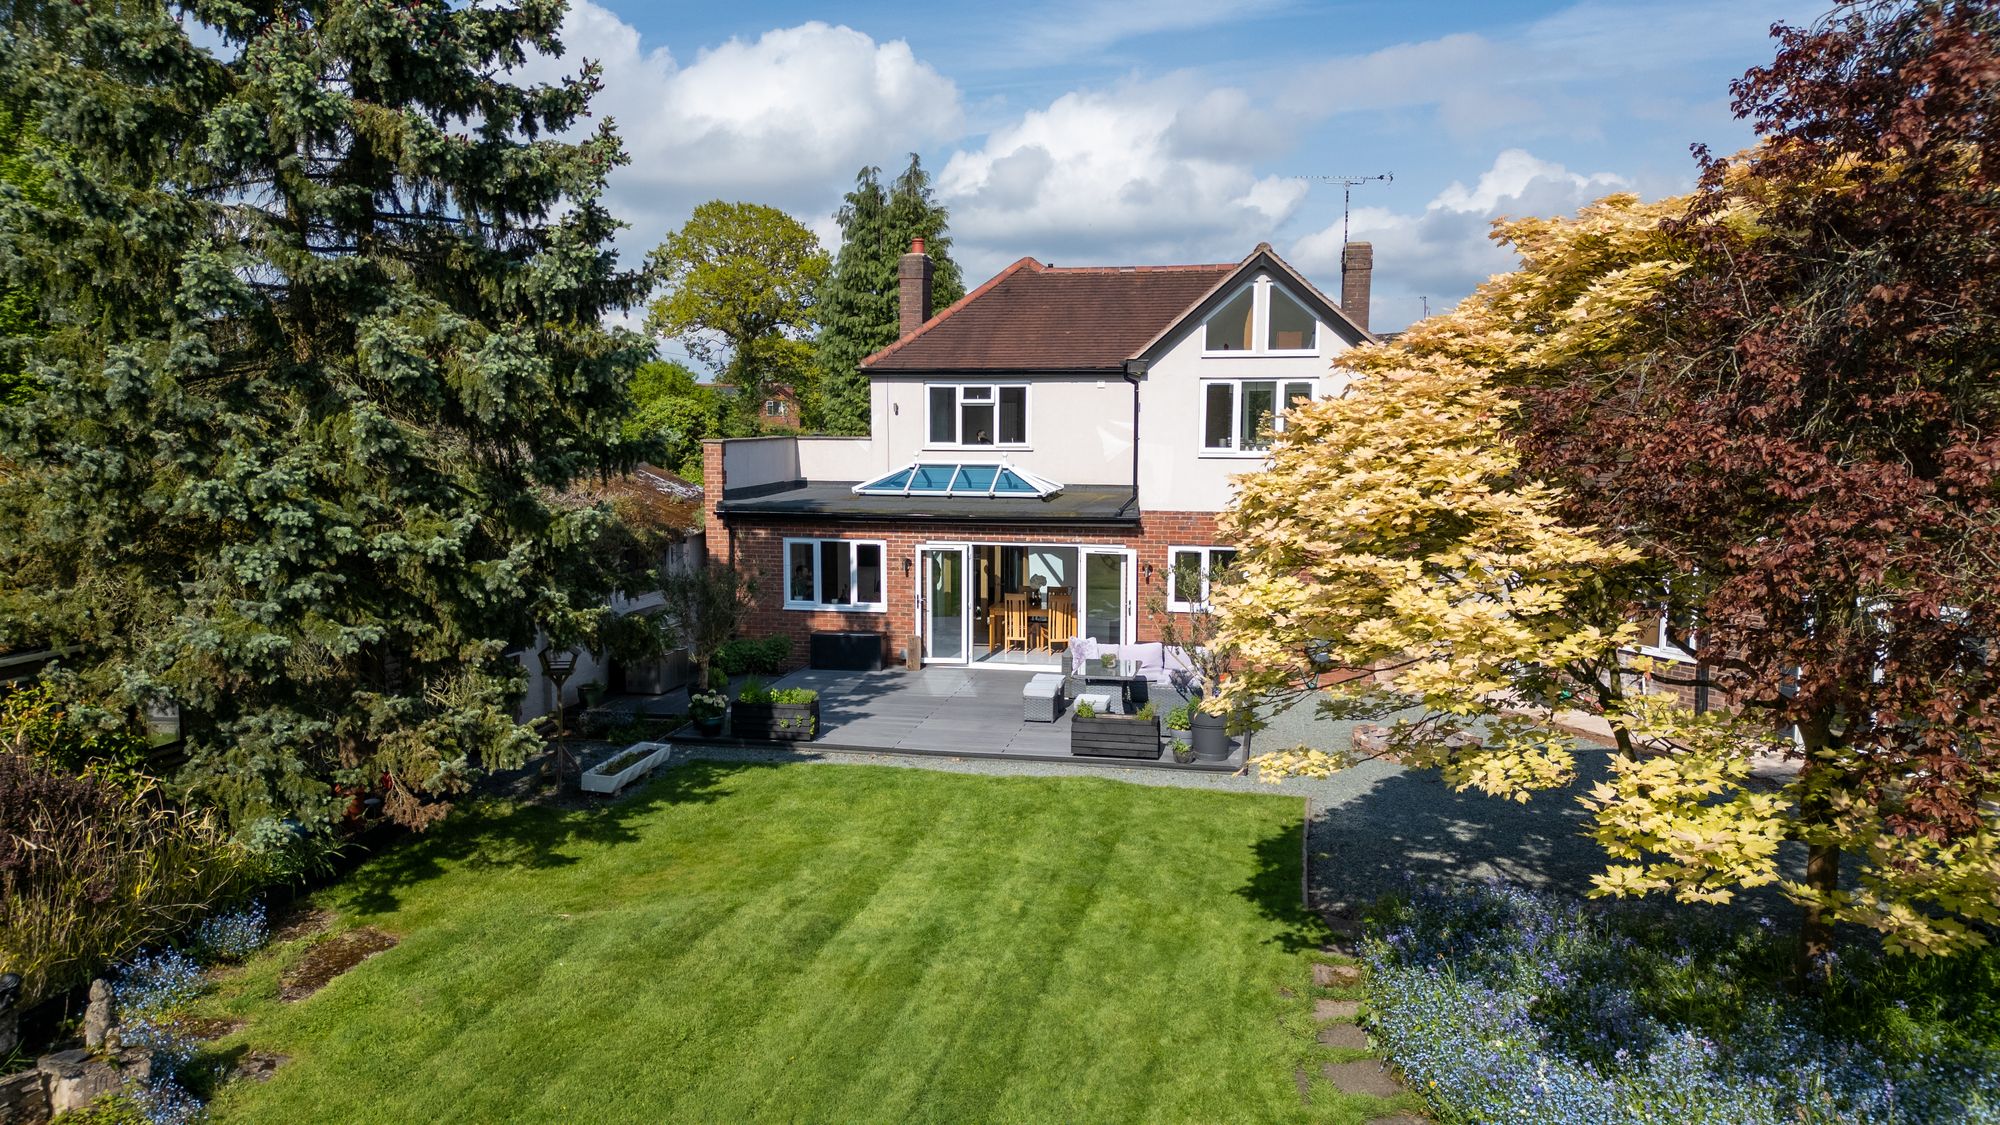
[1340,241,1373,334]
[898,239,934,338]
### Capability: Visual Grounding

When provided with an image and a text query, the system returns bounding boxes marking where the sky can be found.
[524,0,1830,334]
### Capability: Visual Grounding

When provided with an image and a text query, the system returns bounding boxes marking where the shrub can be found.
[770,688,817,706]
[714,635,792,677]
[0,753,247,1008]
[0,680,152,788]
[1365,880,2000,1124]
[1135,701,1158,722]
[736,678,771,704]
[1165,701,1194,731]
[1074,702,1096,719]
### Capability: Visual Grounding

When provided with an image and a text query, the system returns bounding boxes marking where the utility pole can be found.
[1302,173,1394,246]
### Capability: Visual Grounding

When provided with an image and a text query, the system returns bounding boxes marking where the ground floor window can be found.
[1167,546,1238,611]
[785,538,886,611]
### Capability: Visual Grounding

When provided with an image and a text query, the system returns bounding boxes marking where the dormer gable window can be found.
[1200,276,1318,355]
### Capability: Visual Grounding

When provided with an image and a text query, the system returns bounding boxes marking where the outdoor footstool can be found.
[1073,692,1113,715]
[1023,673,1066,722]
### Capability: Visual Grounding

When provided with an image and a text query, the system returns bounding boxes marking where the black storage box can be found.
[809,631,883,672]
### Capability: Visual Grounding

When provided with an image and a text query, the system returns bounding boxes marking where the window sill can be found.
[1199,350,1320,359]
[1197,450,1272,459]
[784,603,889,614]
[922,444,1034,453]
[1624,645,1698,664]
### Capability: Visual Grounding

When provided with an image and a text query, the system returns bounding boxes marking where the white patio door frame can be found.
[917,542,972,665]
[1079,546,1138,648]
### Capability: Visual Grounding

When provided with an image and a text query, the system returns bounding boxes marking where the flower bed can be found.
[579,742,672,795]
[1364,881,2000,1125]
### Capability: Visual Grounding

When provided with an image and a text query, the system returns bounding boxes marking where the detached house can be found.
[700,239,1377,671]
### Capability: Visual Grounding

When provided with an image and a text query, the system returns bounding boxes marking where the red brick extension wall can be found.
[707,504,1222,670]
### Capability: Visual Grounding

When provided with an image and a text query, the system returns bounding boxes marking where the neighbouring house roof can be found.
[860,243,1374,375]
[561,463,704,535]
[716,481,1137,524]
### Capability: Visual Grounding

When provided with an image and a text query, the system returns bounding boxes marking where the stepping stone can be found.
[1293,1067,1313,1107]
[1313,998,1360,1021]
[1313,963,1363,988]
[1317,1022,1370,1049]
[1323,1060,1406,1098]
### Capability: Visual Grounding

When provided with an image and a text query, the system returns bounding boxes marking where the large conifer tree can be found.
[0,1,651,831]
[814,155,962,435]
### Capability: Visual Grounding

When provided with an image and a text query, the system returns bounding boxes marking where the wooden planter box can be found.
[731,699,820,742]
[579,741,673,795]
[1070,714,1162,760]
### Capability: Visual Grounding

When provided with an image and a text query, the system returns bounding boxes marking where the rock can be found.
[0,1068,49,1125]
[0,973,20,1060]
[1313,998,1361,1021]
[81,980,115,1050]
[1321,1059,1406,1098]
[37,1047,150,1115]
[1351,724,1390,756]
[1317,1023,1370,1049]
[1313,963,1363,988]
[232,1052,287,1083]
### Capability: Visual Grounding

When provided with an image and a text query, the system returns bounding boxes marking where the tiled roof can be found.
[862,258,1238,373]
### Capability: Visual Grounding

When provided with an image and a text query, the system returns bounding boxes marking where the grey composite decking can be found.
[677,666,1247,773]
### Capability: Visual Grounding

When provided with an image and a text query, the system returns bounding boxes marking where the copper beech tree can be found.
[1219,0,2000,967]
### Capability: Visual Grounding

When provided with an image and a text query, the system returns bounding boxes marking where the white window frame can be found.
[782,538,888,612]
[1627,604,1698,663]
[1200,276,1320,358]
[1198,378,1317,456]
[924,383,1031,449]
[1165,546,1239,612]
[764,398,787,417]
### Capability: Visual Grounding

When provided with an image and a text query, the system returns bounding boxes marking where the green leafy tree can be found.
[815,154,964,434]
[0,1,653,833]
[623,360,723,481]
[644,200,828,427]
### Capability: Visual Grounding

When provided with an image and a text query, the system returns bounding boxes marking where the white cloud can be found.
[516,6,963,261]
[938,77,1309,277]
[1289,149,1628,316]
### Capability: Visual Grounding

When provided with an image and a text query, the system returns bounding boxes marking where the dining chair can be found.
[1045,594,1076,651]
[1002,601,1033,654]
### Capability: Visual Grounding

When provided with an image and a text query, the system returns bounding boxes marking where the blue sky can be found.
[538,0,1828,332]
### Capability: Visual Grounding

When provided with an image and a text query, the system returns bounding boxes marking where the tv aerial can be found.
[1302,173,1394,245]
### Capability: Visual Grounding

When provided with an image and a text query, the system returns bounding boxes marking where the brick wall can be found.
[711,510,1226,669]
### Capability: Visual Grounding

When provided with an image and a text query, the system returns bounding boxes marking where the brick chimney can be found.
[1340,241,1373,333]
[898,237,933,338]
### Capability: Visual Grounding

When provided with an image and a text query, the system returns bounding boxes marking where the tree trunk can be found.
[1798,841,1841,982]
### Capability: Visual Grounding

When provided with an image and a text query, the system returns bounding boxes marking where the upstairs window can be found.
[1202,278,1321,355]
[764,398,788,417]
[1204,288,1256,351]
[927,384,1028,446]
[1200,379,1315,453]
[1266,287,1316,351]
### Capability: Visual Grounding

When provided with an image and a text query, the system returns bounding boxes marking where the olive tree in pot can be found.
[654,562,757,710]
[1152,556,1244,762]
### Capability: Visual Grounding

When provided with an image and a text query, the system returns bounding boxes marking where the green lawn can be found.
[201,761,1402,1123]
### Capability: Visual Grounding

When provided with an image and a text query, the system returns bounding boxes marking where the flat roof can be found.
[716,482,1138,523]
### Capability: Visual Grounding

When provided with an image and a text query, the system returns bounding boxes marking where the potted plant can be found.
[1165,700,1198,764]
[688,688,728,736]
[730,680,820,742]
[1151,556,1246,762]
[1070,699,1162,760]
[1099,651,1119,672]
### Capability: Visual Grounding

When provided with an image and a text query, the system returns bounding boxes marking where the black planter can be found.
[1190,710,1233,761]
[692,713,725,737]
[731,699,820,742]
[1071,714,1162,760]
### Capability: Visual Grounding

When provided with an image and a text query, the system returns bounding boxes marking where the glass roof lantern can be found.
[852,460,1063,499]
